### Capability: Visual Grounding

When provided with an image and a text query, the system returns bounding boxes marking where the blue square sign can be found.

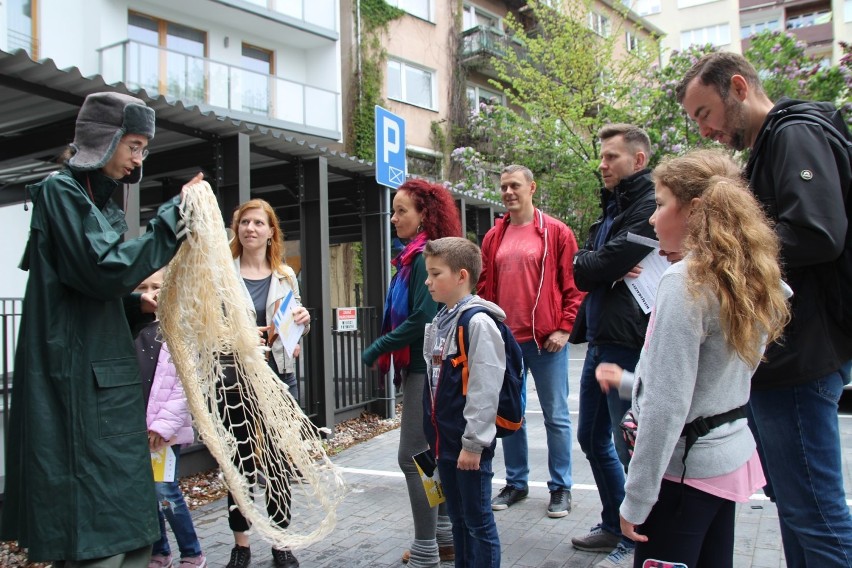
[375,106,406,189]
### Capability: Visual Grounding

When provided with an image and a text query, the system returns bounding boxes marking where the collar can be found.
[602,169,652,210]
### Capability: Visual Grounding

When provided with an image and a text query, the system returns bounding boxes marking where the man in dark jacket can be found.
[568,124,655,568]
[678,52,852,566]
[0,91,204,567]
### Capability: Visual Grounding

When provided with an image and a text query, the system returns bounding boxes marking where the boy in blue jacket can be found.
[422,237,506,568]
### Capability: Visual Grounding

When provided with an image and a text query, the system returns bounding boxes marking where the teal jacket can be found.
[1,168,183,561]
[362,253,436,376]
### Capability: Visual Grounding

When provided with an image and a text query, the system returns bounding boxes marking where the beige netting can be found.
[158,180,346,548]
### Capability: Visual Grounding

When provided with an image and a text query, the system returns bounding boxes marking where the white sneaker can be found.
[595,543,634,568]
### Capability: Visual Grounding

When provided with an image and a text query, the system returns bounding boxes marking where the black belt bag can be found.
[679,404,748,482]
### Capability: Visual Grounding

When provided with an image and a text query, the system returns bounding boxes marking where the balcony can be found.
[460,26,524,78]
[98,40,339,138]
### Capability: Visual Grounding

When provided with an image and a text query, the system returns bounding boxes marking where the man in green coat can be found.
[1,92,203,566]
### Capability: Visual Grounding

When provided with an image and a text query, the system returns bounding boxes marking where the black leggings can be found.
[634,479,735,568]
[218,380,292,532]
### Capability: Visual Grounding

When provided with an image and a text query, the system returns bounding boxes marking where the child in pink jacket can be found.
[135,270,206,568]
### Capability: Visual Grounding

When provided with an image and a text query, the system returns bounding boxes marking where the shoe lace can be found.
[230,548,249,567]
[607,544,632,563]
[498,486,515,498]
[550,489,565,505]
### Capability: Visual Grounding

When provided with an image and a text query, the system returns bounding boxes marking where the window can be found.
[588,12,611,37]
[680,23,731,48]
[625,31,641,52]
[387,60,436,110]
[8,0,38,57]
[128,13,207,102]
[740,19,780,39]
[785,10,832,29]
[386,0,433,22]
[627,0,661,16]
[677,0,721,9]
[466,84,505,111]
[463,4,500,30]
[407,150,442,180]
[846,0,852,23]
[240,44,274,115]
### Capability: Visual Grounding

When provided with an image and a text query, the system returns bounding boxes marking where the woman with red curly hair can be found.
[362,179,462,567]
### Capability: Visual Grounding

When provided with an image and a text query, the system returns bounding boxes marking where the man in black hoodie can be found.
[569,124,656,568]
[678,52,852,567]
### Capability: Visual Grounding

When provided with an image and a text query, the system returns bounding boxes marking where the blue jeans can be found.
[748,370,852,567]
[577,344,636,538]
[501,341,572,491]
[438,458,500,568]
[152,449,203,560]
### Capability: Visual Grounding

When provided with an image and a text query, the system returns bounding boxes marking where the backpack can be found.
[770,106,852,335]
[451,307,526,437]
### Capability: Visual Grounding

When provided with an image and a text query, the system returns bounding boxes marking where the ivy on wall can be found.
[347,0,405,160]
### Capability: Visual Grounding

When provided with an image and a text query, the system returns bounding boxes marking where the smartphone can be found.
[642,560,688,568]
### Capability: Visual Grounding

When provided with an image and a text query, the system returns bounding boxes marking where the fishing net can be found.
[158,180,346,548]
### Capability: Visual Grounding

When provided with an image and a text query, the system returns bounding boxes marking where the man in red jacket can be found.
[478,164,584,518]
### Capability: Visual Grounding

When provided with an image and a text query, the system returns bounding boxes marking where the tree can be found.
[451,0,660,238]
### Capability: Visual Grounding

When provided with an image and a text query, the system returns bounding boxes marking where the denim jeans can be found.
[152,449,203,559]
[501,341,572,491]
[577,344,637,537]
[438,458,500,568]
[748,370,852,567]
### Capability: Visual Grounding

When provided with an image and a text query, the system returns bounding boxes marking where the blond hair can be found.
[653,150,790,366]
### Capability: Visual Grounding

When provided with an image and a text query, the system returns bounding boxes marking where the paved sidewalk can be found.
[182,346,852,567]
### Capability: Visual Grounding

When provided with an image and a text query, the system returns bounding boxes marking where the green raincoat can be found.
[1,168,184,562]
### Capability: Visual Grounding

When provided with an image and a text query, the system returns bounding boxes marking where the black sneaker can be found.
[491,485,529,510]
[271,548,299,568]
[547,488,572,518]
[225,545,251,568]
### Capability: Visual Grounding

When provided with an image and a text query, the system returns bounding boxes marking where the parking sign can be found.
[375,106,406,189]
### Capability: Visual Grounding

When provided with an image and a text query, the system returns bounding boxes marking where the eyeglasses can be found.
[127,143,149,160]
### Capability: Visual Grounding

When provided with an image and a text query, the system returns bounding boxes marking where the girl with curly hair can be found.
[597,149,791,567]
[362,179,462,567]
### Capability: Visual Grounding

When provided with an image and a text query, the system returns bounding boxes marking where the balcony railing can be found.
[98,40,339,136]
[460,25,514,60]
[6,28,37,57]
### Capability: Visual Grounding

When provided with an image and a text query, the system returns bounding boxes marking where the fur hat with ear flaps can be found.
[68,92,155,184]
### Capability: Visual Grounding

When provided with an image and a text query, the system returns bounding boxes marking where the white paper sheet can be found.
[272,291,305,358]
[623,233,671,314]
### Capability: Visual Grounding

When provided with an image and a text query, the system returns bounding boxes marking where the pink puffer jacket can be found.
[146,343,194,445]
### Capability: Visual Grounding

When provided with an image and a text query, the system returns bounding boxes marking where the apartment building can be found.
[629,0,850,63]
[341,0,663,181]
[2,0,342,140]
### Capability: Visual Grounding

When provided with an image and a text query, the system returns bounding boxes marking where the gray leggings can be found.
[399,372,447,541]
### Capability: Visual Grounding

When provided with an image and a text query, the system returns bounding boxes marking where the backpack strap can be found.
[678,404,748,483]
[450,307,487,397]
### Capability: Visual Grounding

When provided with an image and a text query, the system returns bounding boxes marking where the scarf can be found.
[378,231,429,387]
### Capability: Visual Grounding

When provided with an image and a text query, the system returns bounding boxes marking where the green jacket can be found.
[1,168,183,562]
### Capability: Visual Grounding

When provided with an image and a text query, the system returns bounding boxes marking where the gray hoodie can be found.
[423,295,507,454]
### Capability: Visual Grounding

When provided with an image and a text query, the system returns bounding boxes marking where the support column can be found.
[299,157,335,430]
[455,197,467,238]
[362,179,391,417]
[216,133,251,224]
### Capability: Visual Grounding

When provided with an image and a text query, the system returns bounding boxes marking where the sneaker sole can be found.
[491,503,509,511]
[571,542,619,552]
[547,509,570,518]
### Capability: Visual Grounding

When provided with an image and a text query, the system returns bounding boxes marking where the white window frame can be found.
[680,23,731,48]
[625,31,641,52]
[387,59,438,111]
[628,0,661,16]
[462,3,501,31]
[677,0,722,9]
[740,19,780,39]
[466,84,505,112]
[588,12,611,37]
[386,0,434,22]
